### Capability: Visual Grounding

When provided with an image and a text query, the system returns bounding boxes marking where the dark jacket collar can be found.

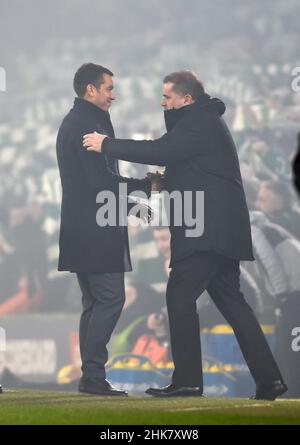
[73,97,115,138]
[73,97,111,123]
[164,94,226,132]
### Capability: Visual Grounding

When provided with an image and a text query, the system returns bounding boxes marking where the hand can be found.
[147,171,164,192]
[83,131,108,152]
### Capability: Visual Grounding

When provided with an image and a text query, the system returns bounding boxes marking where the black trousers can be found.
[77,272,125,379]
[166,252,283,389]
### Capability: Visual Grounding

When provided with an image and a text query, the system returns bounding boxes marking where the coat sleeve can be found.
[102,116,208,166]
[72,130,151,198]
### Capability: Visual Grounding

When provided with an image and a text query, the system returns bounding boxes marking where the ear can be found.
[184,94,194,105]
[86,83,95,97]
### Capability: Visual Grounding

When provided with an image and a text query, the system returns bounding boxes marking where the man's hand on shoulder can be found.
[83,131,108,152]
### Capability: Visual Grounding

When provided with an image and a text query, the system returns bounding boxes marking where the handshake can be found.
[147,171,165,193]
[82,132,164,193]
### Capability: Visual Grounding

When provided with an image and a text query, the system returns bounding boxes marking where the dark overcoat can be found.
[102,95,254,265]
[56,98,150,273]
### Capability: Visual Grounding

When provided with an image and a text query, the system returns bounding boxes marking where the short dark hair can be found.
[163,70,205,100]
[73,63,113,98]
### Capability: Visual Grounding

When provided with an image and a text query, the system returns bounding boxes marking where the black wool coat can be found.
[56,98,151,273]
[102,95,255,266]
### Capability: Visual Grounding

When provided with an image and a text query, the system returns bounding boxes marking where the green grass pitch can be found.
[0,390,300,425]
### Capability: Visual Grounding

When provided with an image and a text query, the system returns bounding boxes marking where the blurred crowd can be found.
[1,0,300,393]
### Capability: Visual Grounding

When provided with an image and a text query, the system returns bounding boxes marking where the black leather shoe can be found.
[250,380,288,401]
[145,383,203,397]
[79,378,128,396]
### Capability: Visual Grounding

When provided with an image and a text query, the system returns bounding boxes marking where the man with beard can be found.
[83,70,287,400]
